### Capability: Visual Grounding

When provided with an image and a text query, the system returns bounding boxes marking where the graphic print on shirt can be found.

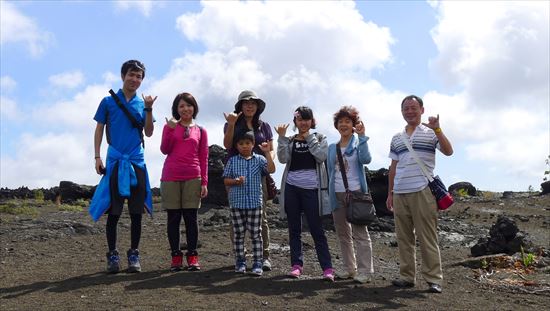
[294,140,308,153]
[335,149,350,175]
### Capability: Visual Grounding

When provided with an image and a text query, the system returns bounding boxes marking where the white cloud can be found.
[0,2,54,57]
[48,71,85,89]
[428,1,550,189]
[3,1,547,192]
[1,76,17,92]
[176,1,394,76]
[430,1,549,109]
[102,72,119,84]
[0,96,19,120]
[36,83,112,129]
[2,1,396,189]
[114,0,162,17]
[0,132,98,188]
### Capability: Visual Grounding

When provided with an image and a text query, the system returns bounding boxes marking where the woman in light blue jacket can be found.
[327,106,374,284]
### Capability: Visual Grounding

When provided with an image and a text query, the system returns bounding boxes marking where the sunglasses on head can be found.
[129,60,145,72]
[183,126,190,139]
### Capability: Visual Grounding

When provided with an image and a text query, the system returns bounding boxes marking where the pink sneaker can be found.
[323,268,335,282]
[288,265,302,278]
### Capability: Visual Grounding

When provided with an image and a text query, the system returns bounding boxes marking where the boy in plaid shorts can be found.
[223,130,275,276]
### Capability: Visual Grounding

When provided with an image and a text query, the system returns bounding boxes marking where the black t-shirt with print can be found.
[289,139,316,171]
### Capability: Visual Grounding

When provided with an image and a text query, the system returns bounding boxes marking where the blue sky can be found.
[1,0,549,192]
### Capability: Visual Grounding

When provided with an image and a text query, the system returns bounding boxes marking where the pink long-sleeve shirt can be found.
[160,123,208,185]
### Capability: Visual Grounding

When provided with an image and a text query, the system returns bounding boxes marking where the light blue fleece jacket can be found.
[327,134,372,211]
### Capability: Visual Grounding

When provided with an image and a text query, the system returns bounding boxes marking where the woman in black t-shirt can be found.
[275,106,334,281]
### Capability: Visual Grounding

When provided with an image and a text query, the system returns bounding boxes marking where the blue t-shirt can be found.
[94,89,148,154]
[222,153,267,209]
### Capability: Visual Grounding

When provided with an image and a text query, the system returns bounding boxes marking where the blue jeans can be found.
[284,183,332,271]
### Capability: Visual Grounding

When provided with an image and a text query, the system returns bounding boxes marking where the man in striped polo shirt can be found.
[386,95,453,294]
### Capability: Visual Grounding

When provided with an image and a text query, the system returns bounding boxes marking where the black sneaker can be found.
[127,249,141,273]
[106,250,120,274]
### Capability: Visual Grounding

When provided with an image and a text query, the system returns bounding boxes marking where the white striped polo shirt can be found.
[388,124,440,194]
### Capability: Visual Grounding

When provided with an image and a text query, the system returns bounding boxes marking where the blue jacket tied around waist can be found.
[89,144,153,221]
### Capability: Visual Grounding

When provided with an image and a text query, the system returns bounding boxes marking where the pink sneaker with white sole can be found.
[288,265,302,278]
[323,268,335,282]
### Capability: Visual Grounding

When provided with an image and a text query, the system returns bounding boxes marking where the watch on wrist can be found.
[143,107,152,112]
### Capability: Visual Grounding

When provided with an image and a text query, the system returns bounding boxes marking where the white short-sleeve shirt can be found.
[389,124,440,194]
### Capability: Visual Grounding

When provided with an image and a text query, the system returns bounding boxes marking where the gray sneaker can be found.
[262,259,272,271]
[106,250,120,274]
[127,249,141,273]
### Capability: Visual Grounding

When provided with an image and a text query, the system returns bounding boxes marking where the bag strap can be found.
[109,89,145,147]
[336,143,350,191]
[399,132,433,182]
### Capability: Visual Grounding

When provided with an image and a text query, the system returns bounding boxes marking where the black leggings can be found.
[106,213,142,251]
[167,209,198,255]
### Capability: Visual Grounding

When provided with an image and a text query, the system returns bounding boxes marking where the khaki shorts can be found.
[161,178,202,210]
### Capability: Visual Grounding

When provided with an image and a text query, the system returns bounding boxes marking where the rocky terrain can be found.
[1,184,549,310]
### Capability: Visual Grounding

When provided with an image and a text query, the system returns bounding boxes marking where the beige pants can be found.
[228,176,270,259]
[393,187,442,285]
[332,192,374,274]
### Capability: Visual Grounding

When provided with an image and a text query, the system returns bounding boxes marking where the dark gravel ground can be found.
[1,192,549,310]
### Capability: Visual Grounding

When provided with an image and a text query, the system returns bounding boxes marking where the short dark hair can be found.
[171,92,199,120]
[333,106,360,129]
[401,95,423,108]
[293,106,316,129]
[121,60,146,79]
[235,130,255,144]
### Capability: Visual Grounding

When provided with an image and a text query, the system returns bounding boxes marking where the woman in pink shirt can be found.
[160,92,208,272]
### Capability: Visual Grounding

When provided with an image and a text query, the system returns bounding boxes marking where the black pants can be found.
[108,163,146,215]
[106,213,142,251]
[106,163,146,251]
[167,209,199,255]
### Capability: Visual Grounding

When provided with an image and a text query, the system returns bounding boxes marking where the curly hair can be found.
[333,106,360,129]
[171,92,199,120]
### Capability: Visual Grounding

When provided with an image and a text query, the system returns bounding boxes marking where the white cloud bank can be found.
[0,1,53,57]
[1,1,548,192]
[49,71,85,89]
[428,1,549,187]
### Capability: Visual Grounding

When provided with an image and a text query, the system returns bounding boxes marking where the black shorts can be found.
[108,163,146,215]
